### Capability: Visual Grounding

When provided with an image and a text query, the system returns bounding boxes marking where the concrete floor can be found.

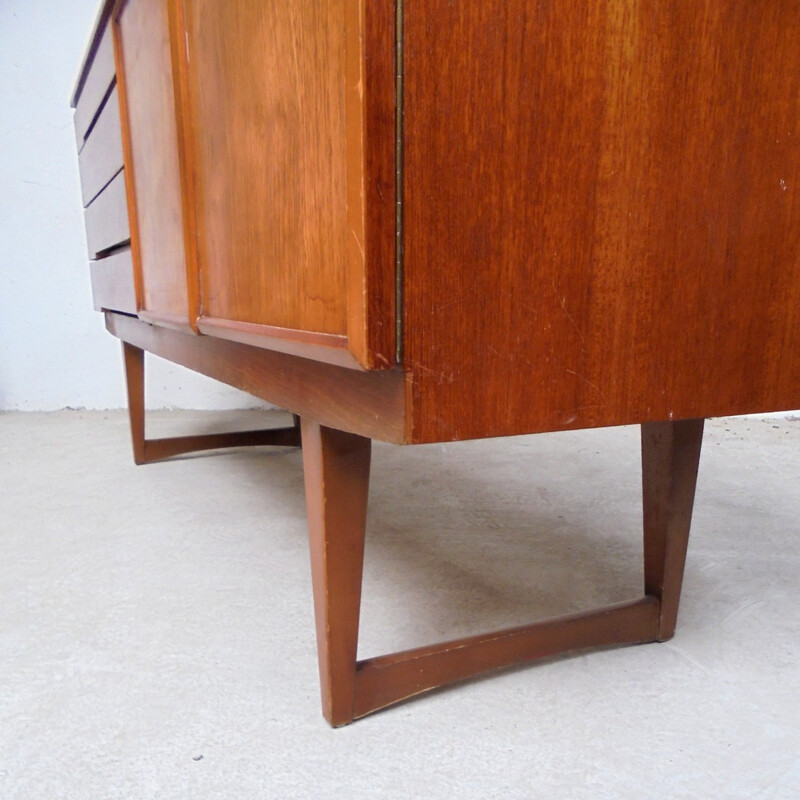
[1,410,799,799]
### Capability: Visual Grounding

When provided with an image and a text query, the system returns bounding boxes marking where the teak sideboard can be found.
[72,0,800,726]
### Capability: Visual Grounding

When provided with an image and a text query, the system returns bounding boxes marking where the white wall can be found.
[0,2,267,411]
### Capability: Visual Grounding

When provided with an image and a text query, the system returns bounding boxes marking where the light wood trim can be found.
[167,0,200,330]
[90,247,136,313]
[84,169,129,258]
[137,309,194,335]
[114,0,190,323]
[78,85,124,207]
[111,0,144,311]
[343,0,369,364]
[353,598,659,719]
[197,317,363,371]
[343,0,397,369]
[106,312,409,443]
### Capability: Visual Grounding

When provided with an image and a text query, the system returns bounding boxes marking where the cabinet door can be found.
[114,0,195,330]
[180,0,396,368]
[184,1,348,333]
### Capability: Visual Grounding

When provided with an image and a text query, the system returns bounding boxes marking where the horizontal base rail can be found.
[352,596,660,720]
[138,425,301,464]
[304,418,704,726]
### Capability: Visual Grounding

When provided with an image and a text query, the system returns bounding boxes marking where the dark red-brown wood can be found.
[403,2,800,442]
[298,415,704,725]
[70,2,799,728]
[108,313,408,443]
[353,598,659,719]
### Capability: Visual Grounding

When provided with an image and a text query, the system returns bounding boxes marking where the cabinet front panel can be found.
[184,0,349,336]
[403,1,800,441]
[116,0,190,323]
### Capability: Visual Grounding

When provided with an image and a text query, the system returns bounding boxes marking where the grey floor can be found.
[1,410,799,799]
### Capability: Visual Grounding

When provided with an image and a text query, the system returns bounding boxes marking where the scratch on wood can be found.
[410,361,455,384]
[565,369,608,401]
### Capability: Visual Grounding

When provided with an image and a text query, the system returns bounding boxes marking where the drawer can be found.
[78,85,123,207]
[90,246,137,313]
[84,169,130,258]
[74,22,116,150]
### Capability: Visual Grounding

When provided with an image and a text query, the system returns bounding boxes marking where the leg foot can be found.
[642,418,705,640]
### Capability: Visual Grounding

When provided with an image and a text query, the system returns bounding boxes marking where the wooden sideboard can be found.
[72,0,800,725]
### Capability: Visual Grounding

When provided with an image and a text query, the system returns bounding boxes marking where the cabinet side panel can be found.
[403,1,800,442]
[184,0,350,337]
[116,0,189,323]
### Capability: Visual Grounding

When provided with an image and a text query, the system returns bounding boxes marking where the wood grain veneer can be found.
[403,1,800,442]
[114,0,191,324]
[182,0,349,337]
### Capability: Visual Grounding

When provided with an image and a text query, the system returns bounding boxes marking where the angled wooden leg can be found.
[642,418,705,641]
[123,342,147,465]
[301,419,371,726]
[299,417,706,725]
[121,341,301,465]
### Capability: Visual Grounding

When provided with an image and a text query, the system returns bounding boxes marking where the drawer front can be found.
[73,9,138,315]
[74,22,116,150]
[78,85,124,207]
[84,169,130,258]
[90,246,137,313]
